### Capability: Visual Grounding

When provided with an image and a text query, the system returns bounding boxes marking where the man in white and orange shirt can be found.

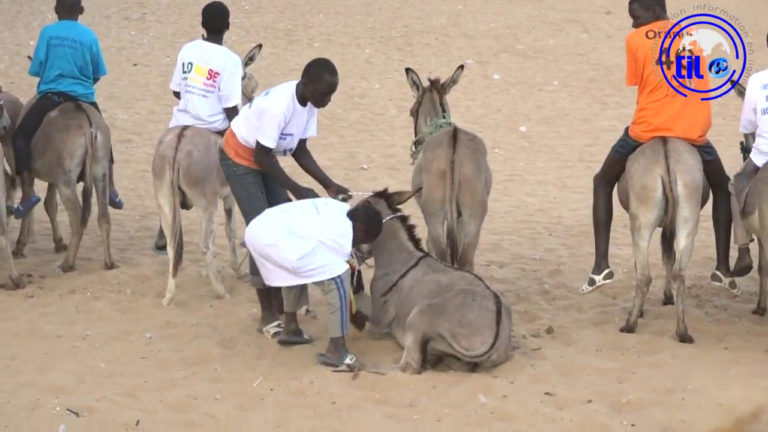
[220,57,350,339]
[582,0,737,294]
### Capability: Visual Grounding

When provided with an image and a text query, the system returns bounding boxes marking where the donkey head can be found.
[404,64,464,138]
[240,43,263,106]
[347,189,422,258]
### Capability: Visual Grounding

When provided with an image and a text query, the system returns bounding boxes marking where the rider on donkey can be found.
[582,0,738,294]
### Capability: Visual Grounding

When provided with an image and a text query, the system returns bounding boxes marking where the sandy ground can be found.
[2,0,768,430]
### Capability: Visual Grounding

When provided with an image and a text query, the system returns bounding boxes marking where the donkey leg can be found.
[620,216,655,334]
[94,175,115,270]
[424,213,450,264]
[159,208,178,306]
[457,219,482,272]
[201,208,228,299]
[0,208,23,289]
[56,184,83,273]
[43,183,67,253]
[753,239,767,316]
[12,215,30,259]
[222,194,239,272]
[396,304,438,374]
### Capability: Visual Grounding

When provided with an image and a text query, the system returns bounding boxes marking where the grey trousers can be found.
[283,269,351,338]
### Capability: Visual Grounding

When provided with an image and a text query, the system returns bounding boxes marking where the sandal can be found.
[260,320,284,339]
[316,352,359,372]
[711,270,741,296]
[580,268,614,294]
[109,192,124,210]
[13,195,41,220]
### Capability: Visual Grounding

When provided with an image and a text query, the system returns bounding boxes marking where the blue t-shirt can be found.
[29,20,107,102]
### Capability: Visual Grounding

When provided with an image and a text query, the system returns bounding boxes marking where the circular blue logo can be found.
[707,57,730,78]
[658,13,747,101]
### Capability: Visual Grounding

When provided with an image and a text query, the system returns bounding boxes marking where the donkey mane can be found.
[372,188,426,253]
[427,77,443,94]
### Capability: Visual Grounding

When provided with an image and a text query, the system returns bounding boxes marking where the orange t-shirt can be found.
[626,20,711,145]
[222,127,270,170]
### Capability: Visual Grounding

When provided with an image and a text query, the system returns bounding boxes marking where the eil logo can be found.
[658,13,747,101]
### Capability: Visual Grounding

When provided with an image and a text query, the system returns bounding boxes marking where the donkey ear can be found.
[441,64,464,95]
[405,67,423,96]
[388,189,421,206]
[243,43,263,70]
[730,79,746,100]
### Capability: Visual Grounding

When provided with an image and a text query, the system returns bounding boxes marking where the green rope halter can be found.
[410,113,454,164]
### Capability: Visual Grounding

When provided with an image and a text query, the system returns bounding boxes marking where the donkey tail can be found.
[74,102,95,229]
[446,126,460,266]
[660,137,678,264]
[169,126,188,278]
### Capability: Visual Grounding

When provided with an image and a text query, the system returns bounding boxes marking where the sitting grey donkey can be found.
[346,189,513,374]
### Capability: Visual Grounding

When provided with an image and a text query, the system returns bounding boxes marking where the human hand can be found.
[326,182,351,201]
[292,185,320,200]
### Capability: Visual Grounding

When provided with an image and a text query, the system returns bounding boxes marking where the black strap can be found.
[381,254,429,298]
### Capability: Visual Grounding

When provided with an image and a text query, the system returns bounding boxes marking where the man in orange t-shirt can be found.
[582,0,737,294]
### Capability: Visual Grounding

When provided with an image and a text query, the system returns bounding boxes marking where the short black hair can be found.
[301,58,338,83]
[202,1,230,35]
[629,0,667,13]
[347,205,383,243]
[55,0,82,15]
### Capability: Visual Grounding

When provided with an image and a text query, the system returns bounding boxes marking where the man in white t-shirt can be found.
[169,1,242,135]
[154,1,243,253]
[220,58,350,338]
[730,66,768,277]
[245,197,382,370]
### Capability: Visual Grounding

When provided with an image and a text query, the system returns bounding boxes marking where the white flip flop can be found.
[580,268,615,294]
[711,270,741,296]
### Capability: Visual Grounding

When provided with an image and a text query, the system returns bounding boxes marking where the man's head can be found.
[347,204,383,247]
[628,0,667,29]
[55,0,84,20]
[299,58,339,108]
[202,1,230,36]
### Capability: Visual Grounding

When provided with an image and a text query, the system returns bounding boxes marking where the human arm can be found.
[253,143,319,199]
[28,28,47,78]
[291,139,349,198]
[739,76,758,135]
[224,106,239,123]
[220,57,243,124]
[91,35,108,85]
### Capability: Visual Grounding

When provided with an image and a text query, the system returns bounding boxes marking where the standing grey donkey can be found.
[405,65,492,272]
[616,138,710,343]
[152,44,262,306]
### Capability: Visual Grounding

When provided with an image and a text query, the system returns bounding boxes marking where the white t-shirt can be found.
[169,39,243,132]
[230,80,318,156]
[244,198,352,287]
[740,69,768,167]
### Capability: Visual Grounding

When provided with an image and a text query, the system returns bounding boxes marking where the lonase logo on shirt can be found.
[654,10,749,101]
[181,62,221,89]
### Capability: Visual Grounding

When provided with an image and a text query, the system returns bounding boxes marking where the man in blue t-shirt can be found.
[11,0,123,219]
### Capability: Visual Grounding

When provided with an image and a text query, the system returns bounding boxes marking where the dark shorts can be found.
[610,127,719,161]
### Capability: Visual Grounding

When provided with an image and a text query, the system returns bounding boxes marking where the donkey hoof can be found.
[619,324,637,334]
[752,307,766,317]
[677,332,695,344]
[161,297,173,306]
[663,296,675,306]
[12,250,26,259]
[10,275,26,290]
[104,262,118,271]
[58,264,76,274]
[54,243,68,253]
